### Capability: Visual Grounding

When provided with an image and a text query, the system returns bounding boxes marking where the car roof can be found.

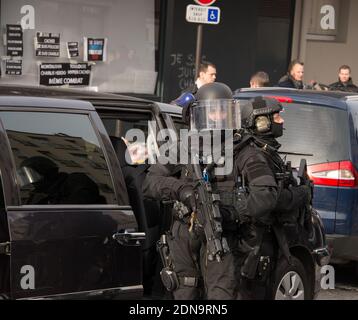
[0,84,182,114]
[0,95,94,110]
[234,87,358,110]
[0,84,146,102]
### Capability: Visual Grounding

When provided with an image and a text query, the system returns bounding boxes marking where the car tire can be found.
[271,256,311,300]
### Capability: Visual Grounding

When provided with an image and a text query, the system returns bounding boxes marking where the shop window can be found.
[0,0,157,94]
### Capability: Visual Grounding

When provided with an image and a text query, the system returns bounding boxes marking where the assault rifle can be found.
[297,159,314,229]
[190,162,230,262]
[275,160,295,188]
[298,158,313,199]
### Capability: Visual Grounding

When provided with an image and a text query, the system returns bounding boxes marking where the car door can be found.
[0,106,142,299]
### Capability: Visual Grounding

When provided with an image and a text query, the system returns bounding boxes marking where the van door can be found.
[0,109,142,299]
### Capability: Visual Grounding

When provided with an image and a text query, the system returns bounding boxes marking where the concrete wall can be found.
[292,0,358,86]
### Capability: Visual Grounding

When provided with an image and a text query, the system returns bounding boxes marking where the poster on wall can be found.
[6,24,23,57]
[83,37,107,62]
[39,63,91,86]
[35,32,60,57]
[5,59,22,75]
[66,42,79,58]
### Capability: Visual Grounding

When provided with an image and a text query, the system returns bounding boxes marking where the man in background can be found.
[277,60,305,89]
[173,61,217,122]
[250,71,270,88]
[329,65,358,92]
[184,61,217,96]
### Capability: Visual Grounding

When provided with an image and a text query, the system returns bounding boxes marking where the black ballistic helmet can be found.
[241,96,283,130]
[196,82,233,101]
[190,82,242,131]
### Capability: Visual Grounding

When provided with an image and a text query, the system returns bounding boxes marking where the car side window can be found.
[101,113,159,165]
[0,111,116,205]
[349,103,358,144]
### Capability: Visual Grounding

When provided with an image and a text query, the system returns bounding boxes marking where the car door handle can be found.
[112,231,146,246]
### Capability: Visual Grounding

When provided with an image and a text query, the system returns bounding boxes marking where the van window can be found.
[277,103,350,167]
[347,101,358,145]
[0,111,116,205]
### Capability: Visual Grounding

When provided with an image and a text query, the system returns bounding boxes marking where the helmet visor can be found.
[190,99,241,131]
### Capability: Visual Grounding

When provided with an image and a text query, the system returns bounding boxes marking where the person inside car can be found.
[18,156,105,205]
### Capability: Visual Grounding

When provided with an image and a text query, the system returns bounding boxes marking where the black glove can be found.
[178,184,197,212]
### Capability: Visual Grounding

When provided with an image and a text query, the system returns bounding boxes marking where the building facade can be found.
[0,0,356,102]
[292,0,358,86]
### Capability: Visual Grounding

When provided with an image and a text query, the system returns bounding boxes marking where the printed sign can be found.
[66,42,79,58]
[83,37,107,62]
[5,59,22,75]
[39,63,91,86]
[35,32,60,57]
[6,24,23,57]
[186,5,220,25]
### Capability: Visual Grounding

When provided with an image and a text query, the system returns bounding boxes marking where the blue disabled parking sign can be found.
[208,8,219,23]
[186,5,221,25]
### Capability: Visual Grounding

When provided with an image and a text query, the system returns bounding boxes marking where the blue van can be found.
[234,88,358,266]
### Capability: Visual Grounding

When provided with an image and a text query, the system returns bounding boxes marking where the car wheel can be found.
[272,256,310,300]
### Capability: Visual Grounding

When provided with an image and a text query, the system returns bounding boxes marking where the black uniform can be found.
[235,96,311,299]
[143,161,239,300]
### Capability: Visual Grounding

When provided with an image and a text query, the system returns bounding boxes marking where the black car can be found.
[0,94,143,299]
[0,85,181,299]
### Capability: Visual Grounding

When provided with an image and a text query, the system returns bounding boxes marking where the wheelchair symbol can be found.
[208,9,218,22]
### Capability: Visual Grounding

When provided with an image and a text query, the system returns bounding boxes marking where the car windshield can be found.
[277,102,350,167]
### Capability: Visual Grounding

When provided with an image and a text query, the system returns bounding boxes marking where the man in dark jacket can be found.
[172,61,217,127]
[183,61,217,96]
[277,60,305,89]
[329,65,358,92]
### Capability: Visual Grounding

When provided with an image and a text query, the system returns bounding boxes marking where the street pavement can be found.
[316,263,358,300]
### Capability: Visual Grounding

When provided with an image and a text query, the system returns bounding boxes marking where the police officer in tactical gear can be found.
[238,96,311,225]
[143,82,242,300]
[234,96,312,298]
